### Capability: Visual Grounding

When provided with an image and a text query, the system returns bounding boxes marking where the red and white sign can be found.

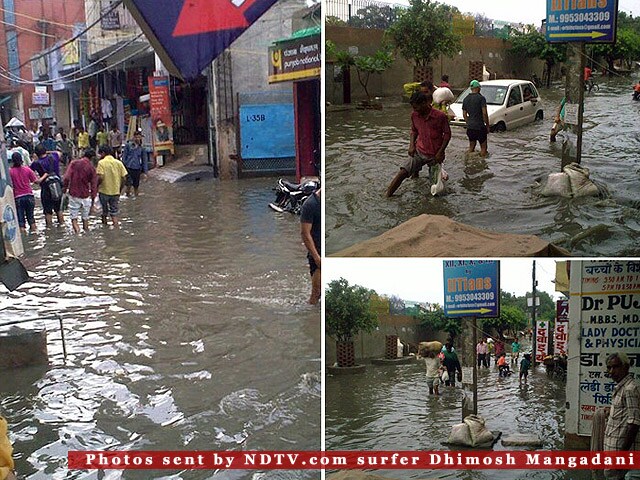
[535,320,549,363]
[147,76,174,154]
[554,299,569,356]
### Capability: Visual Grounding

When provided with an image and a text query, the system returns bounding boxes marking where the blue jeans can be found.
[15,195,35,228]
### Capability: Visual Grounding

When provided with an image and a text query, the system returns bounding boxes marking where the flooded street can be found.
[0,177,320,479]
[326,360,587,480]
[325,76,640,256]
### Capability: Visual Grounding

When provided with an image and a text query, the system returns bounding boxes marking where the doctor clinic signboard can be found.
[566,260,640,438]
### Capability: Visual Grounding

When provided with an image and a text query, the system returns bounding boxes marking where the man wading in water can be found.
[385,92,451,197]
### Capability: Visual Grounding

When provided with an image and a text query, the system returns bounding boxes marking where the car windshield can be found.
[455,85,509,106]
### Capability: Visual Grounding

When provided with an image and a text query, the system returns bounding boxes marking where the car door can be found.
[503,85,526,129]
[521,82,539,122]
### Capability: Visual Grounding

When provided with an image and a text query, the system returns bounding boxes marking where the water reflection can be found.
[1,178,320,479]
[326,363,589,480]
[326,76,640,256]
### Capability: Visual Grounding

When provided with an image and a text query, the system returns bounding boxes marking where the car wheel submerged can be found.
[535,110,544,121]
[491,122,506,133]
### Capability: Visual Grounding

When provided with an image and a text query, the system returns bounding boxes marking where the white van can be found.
[449,79,544,132]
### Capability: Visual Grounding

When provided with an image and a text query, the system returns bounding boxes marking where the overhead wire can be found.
[0,32,148,86]
[0,45,152,86]
[17,0,124,69]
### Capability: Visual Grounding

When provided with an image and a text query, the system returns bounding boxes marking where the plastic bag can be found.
[430,164,445,196]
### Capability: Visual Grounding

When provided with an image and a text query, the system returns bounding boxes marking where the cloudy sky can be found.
[323,258,563,304]
[437,0,640,26]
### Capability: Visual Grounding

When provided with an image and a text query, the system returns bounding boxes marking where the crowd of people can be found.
[8,126,149,235]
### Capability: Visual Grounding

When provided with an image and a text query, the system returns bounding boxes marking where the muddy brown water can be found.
[326,76,640,257]
[0,178,320,479]
[326,358,591,480]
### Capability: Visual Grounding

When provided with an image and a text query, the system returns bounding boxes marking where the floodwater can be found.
[0,177,321,479]
[325,75,640,256]
[326,359,589,480]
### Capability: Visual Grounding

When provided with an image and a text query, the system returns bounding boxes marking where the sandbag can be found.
[540,172,571,198]
[564,163,599,197]
[447,422,473,446]
[433,87,454,104]
[464,415,494,447]
[418,341,442,356]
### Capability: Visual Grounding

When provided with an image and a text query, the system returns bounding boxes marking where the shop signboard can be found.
[101,1,121,30]
[536,321,549,363]
[554,299,569,356]
[148,76,174,155]
[125,0,279,80]
[268,34,320,84]
[566,260,640,436]
[546,0,618,43]
[28,107,54,120]
[32,91,49,105]
[443,260,499,318]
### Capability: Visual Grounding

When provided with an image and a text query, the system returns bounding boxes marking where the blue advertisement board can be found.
[546,0,618,43]
[443,261,500,318]
[240,104,295,159]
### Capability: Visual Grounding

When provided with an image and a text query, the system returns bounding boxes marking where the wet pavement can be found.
[325,75,640,257]
[325,357,589,480]
[0,177,320,479]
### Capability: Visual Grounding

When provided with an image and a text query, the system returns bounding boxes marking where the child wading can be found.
[520,353,532,382]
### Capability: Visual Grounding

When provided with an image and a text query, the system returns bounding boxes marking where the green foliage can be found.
[327,40,393,99]
[326,278,378,343]
[326,16,347,27]
[353,46,394,99]
[591,27,640,71]
[417,304,462,341]
[348,5,403,29]
[509,29,567,69]
[482,304,528,340]
[387,0,462,68]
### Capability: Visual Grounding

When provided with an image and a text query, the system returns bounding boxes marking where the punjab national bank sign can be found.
[268,34,320,84]
[566,260,640,437]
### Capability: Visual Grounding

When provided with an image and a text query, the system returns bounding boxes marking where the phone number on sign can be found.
[559,11,610,23]
[454,292,495,302]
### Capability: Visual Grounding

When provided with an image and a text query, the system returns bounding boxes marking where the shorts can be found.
[99,193,120,216]
[40,186,62,215]
[69,196,93,221]
[402,151,437,177]
[126,168,142,188]
[308,253,320,276]
[467,128,487,144]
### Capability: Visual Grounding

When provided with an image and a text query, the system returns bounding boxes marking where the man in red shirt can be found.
[63,148,99,233]
[386,92,451,197]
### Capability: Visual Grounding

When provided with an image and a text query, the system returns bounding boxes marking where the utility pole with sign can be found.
[545,0,618,169]
[443,260,500,422]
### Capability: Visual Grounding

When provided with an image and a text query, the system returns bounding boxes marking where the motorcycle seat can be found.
[281,180,303,191]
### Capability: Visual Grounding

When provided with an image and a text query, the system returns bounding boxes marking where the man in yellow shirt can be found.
[77,127,90,151]
[96,144,127,227]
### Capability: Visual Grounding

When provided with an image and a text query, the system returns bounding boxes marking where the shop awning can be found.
[4,116,24,128]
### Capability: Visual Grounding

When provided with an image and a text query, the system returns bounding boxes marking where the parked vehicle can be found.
[449,79,544,132]
[268,178,320,214]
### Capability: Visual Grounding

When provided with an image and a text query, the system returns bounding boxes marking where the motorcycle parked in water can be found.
[268,178,320,214]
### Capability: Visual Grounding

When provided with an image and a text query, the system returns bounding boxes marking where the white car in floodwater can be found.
[449,79,544,132]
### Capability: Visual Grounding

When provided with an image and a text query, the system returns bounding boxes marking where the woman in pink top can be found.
[9,151,43,232]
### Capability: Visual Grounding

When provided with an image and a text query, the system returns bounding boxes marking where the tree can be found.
[473,13,495,37]
[348,5,403,29]
[327,41,393,102]
[416,304,462,342]
[325,278,378,343]
[387,0,462,76]
[508,29,566,87]
[326,278,378,368]
[482,304,528,341]
[326,16,347,27]
[591,27,640,72]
